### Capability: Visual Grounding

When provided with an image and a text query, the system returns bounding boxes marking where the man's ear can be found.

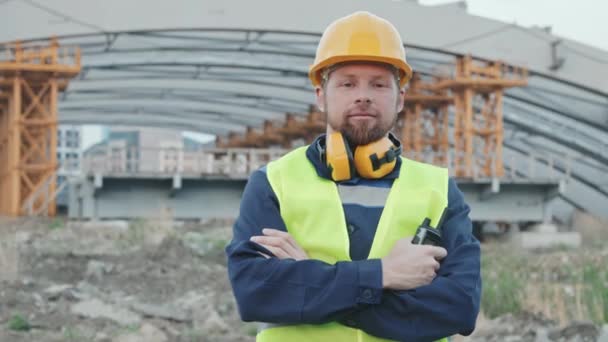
[397,88,406,113]
[315,86,325,112]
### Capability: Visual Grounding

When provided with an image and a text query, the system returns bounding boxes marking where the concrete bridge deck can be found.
[68,147,566,225]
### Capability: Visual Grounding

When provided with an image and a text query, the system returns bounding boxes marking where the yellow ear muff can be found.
[325,132,354,181]
[354,137,398,179]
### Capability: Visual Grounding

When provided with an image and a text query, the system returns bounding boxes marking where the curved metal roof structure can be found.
[1,0,607,221]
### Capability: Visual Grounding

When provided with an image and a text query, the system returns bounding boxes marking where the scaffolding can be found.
[399,73,452,167]
[438,56,528,178]
[400,56,528,177]
[0,38,81,216]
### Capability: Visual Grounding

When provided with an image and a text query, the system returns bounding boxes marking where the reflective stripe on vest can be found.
[262,146,449,342]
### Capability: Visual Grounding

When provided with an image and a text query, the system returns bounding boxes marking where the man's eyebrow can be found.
[335,74,357,78]
[336,74,391,79]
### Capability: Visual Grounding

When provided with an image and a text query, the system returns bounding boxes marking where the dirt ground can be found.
[0,217,607,342]
[0,217,254,342]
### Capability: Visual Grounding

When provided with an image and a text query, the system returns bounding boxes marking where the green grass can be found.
[48,217,64,230]
[244,323,259,336]
[480,244,608,324]
[106,323,141,340]
[480,252,524,318]
[127,218,146,242]
[183,329,204,342]
[582,264,608,323]
[8,314,30,332]
[114,218,147,249]
[63,326,81,341]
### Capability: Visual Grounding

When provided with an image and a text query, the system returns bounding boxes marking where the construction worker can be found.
[226,11,481,342]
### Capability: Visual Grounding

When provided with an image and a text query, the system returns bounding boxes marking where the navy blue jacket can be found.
[225,135,482,342]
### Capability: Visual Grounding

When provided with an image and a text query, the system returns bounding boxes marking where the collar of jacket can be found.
[305,133,403,183]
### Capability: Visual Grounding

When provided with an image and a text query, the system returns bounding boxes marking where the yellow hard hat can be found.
[309,11,413,88]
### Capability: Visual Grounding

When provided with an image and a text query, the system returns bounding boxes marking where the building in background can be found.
[57,125,82,172]
[83,126,208,175]
[56,125,83,211]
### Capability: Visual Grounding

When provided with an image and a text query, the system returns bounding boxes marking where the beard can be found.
[339,118,392,146]
[326,103,398,146]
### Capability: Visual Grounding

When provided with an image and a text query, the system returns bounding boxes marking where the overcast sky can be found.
[420,0,608,51]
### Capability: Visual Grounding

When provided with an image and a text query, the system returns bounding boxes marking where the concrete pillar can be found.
[543,198,554,224]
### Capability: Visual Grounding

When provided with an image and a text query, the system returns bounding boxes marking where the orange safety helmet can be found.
[309,11,413,88]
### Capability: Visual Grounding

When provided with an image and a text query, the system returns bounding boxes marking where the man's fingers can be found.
[252,236,293,250]
[262,228,285,236]
[257,251,271,259]
[258,244,290,259]
[427,246,448,260]
[432,259,440,271]
[262,229,299,248]
[261,228,307,257]
[251,236,300,259]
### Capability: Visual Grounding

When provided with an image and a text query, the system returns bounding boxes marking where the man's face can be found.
[315,62,405,146]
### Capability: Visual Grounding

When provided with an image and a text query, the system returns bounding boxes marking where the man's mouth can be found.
[347,113,376,118]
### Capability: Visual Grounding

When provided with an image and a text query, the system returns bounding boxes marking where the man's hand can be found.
[381,237,447,291]
[250,228,309,261]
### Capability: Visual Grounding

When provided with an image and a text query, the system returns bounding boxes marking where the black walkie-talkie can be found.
[411,207,447,246]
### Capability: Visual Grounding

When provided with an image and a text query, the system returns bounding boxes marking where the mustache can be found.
[344,105,380,117]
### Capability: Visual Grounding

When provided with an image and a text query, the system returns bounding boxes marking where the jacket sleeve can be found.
[338,178,482,342]
[225,168,384,324]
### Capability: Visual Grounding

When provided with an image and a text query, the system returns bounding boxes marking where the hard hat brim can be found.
[309,54,413,88]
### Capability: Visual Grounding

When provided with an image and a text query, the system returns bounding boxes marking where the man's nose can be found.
[354,90,372,104]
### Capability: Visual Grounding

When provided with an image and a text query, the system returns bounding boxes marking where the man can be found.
[226,11,481,342]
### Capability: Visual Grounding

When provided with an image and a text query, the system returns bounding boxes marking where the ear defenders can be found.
[321,132,402,181]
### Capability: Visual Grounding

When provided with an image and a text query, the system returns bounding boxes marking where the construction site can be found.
[0,0,607,341]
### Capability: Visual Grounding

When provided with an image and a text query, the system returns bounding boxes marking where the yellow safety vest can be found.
[262,146,449,342]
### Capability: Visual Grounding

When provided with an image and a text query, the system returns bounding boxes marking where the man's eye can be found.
[375,83,387,88]
[342,82,353,87]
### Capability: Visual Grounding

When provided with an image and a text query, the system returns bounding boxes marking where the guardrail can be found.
[81,146,571,181]
[82,147,290,178]
[0,38,81,67]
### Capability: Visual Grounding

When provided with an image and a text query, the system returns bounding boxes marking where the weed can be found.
[48,218,64,230]
[8,314,30,332]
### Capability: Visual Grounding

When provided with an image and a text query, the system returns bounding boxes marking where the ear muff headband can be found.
[370,146,400,171]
